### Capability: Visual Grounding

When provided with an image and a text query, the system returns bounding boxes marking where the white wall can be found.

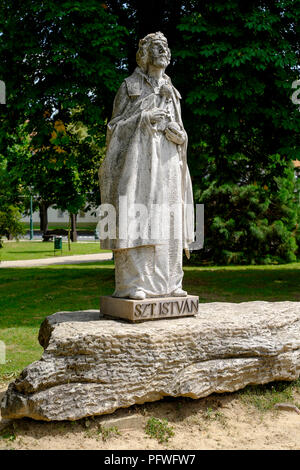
[22,206,98,224]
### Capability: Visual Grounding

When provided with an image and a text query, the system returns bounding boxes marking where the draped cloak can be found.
[99,66,194,252]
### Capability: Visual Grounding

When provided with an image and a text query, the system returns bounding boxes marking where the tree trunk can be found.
[70,213,77,242]
[68,214,71,251]
[39,202,49,239]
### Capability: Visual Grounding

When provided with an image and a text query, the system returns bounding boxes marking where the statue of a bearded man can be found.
[99,32,194,300]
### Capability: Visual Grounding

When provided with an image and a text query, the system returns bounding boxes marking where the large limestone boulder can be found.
[1,302,300,421]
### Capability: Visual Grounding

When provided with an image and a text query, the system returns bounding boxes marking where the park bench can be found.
[42,229,68,242]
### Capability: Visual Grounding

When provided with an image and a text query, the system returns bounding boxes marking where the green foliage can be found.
[107,1,300,263]
[204,407,227,426]
[0,0,128,129]
[97,425,120,442]
[191,164,298,264]
[174,1,300,263]
[0,1,299,261]
[145,417,174,444]
[0,145,27,246]
[2,117,104,228]
[0,206,25,247]
[176,1,300,164]
[0,0,127,223]
[239,380,300,412]
[0,423,16,442]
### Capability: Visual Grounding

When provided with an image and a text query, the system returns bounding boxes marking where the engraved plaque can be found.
[100,295,199,323]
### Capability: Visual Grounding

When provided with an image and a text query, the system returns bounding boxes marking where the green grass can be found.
[97,425,121,442]
[0,261,114,380]
[0,262,300,383]
[184,262,300,302]
[0,241,110,261]
[238,380,300,412]
[145,417,174,444]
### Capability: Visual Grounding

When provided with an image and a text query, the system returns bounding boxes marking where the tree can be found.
[47,114,106,240]
[175,1,299,174]
[193,164,298,265]
[3,117,104,239]
[0,0,128,129]
[0,0,128,236]
[0,155,25,247]
[106,1,300,262]
[175,1,300,262]
[0,205,25,247]
[1,1,299,261]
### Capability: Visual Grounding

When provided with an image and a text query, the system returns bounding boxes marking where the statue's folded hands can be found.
[148,107,169,124]
[165,122,186,145]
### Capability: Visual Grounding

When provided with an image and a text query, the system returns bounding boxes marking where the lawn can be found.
[1,262,300,382]
[0,241,110,261]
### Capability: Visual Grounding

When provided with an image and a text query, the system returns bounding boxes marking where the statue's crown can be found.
[139,31,168,46]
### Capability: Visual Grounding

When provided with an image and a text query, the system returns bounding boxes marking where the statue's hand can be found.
[165,122,185,145]
[149,107,168,124]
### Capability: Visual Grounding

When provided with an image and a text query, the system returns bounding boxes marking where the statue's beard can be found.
[149,55,169,69]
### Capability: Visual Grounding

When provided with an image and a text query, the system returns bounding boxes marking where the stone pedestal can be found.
[100,295,199,322]
[1,302,300,421]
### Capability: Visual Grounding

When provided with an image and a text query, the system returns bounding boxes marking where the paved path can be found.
[0,252,113,268]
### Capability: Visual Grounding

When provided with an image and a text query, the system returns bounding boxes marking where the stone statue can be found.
[99,32,194,301]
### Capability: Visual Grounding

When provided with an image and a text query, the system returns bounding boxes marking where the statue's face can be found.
[148,39,169,69]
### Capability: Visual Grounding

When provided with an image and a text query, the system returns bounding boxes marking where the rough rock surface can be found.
[1,301,300,421]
